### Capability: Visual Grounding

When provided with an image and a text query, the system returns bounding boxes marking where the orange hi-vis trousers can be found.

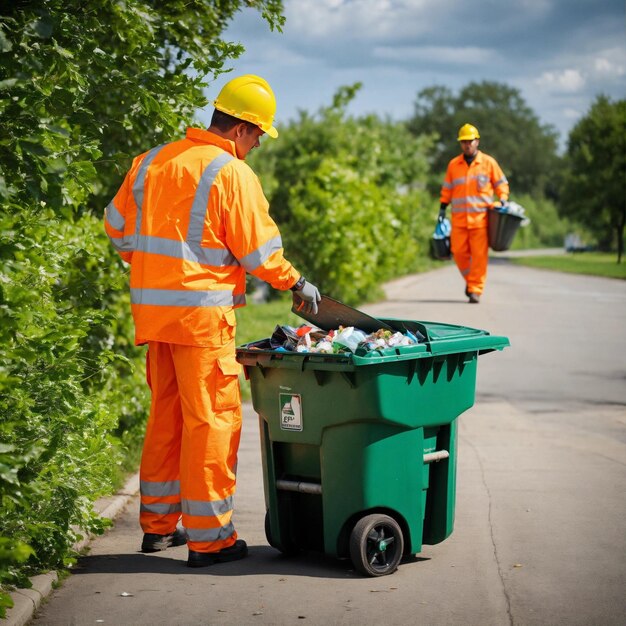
[140,340,242,553]
[450,226,489,295]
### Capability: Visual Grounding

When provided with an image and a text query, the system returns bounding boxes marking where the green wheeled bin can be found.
[236,318,509,577]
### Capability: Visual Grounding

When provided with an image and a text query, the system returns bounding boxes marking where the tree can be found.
[407,81,562,199]
[0,0,285,214]
[559,95,626,262]
[0,0,284,613]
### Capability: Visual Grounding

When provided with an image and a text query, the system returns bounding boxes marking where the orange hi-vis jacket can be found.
[440,151,509,229]
[104,128,299,347]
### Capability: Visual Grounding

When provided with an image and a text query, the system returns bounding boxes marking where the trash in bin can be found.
[236,302,509,577]
[488,201,530,252]
[250,323,423,355]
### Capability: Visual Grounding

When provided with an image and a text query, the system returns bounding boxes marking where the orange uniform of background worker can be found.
[104,75,321,568]
[439,124,509,303]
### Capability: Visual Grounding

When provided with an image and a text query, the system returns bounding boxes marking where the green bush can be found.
[510,193,573,249]
[0,210,120,589]
[0,0,285,612]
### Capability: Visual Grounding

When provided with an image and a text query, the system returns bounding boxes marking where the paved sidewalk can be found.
[9,260,626,626]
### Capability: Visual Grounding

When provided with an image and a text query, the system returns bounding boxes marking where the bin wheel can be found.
[264,510,299,555]
[349,514,404,577]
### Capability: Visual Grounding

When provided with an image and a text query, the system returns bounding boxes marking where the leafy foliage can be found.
[510,194,572,250]
[0,209,122,598]
[407,81,562,199]
[250,85,437,304]
[0,0,283,613]
[559,95,626,261]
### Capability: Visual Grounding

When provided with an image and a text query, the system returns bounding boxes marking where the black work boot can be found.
[187,540,248,568]
[141,528,187,553]
[468,292,481,304]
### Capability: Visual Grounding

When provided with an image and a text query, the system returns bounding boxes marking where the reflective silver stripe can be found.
[452,177,466,186]
[140,479,180,497]
[140,502,182,515]
[133,144,167,235]
[105,201,125,231]
[123,150,249,307]
[452,196,487,205]
[494,176,508,187]
[452,195,488,206]
[136,234,238,266]
[442,181,453,189]
[182,496,233,517]
[451,206,488,213]
[108,235,136,253]
[239,235,283,272]
[131,288,238,307]
[128,151,240,273]
[187,153,234,244]
[185,522,235,543]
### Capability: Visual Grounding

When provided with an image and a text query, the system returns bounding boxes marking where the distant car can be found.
[564,233,594,253]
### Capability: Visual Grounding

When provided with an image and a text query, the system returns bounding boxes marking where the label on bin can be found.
[279,393,303,431]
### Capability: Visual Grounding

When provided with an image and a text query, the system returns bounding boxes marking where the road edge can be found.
[4,473,140,626]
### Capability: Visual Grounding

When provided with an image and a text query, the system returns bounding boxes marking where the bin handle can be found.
[276,479,322,495]
[423,450,449,464]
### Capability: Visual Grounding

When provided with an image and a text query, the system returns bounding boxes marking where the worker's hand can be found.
[499,199,508,210]
[292,280,321,315]
[438,206,447,220]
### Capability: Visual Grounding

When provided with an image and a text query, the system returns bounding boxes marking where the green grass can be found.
[511,252,626,280]
[235,294,301,345]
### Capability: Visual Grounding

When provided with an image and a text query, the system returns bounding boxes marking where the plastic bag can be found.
[433,217,451,238]
[333,327,368,352]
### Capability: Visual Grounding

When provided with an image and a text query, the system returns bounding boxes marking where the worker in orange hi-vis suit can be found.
[439,123,510,303]
[104,75,321,568]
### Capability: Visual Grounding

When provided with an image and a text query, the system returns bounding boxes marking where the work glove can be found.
[292,280,321,315]
[438,203,447,220]
[499,199,508,210]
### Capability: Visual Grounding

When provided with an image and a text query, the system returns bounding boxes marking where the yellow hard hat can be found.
[213,74,278,138]
[457,123,480,141]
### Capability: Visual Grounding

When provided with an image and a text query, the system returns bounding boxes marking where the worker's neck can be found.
[208,126,236,142]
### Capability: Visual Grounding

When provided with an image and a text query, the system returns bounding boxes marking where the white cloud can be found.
[593,55,625,77]
[216,0,626,145]
[535,69,585,93]
[285,0,434,40]
[563,108,581,119]
[374,45,494,65]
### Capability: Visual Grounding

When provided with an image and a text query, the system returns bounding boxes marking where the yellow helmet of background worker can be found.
[213,74,278,138]
[457,123,480,141]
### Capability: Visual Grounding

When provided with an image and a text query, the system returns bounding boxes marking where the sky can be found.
[196,0,625,147]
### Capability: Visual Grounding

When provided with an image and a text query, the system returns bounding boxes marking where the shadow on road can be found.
[70,546,430,579]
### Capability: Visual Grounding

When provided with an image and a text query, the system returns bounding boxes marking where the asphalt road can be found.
[30,260,626,626]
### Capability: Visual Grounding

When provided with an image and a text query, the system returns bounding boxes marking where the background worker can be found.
[104,74,320,568]
[439,123,509,303]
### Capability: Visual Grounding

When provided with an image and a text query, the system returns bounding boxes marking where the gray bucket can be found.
[488,209,523,252]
